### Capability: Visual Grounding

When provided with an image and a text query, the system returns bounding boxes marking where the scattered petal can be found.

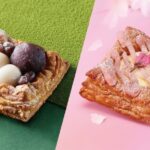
[90,113,106,125]
[88,40,103,51]
[104,0,150,28]
[104,0,129,28]
[141,0,150,17]
[130,0,141,10]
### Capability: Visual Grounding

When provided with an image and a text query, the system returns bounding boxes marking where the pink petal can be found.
[141,0,150,17]
[130,0,141,10]
[104,0,129,28]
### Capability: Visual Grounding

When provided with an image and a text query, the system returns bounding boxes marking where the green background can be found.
[0,0,94,150]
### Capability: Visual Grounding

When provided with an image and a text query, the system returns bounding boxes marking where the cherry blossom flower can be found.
[104,0,150,28]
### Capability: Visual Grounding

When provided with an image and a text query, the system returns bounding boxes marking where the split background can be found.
[0,0,94,150]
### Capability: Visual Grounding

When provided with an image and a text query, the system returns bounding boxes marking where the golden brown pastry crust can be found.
[80,27,150,124]
[0,51,69,122]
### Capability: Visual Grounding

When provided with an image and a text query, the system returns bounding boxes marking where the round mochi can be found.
[10,42,46,73]
[0,52,9,68]
[0,64,21,85]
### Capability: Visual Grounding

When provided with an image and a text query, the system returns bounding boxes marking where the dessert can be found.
[80,27,150,124]
[0,29,69,122]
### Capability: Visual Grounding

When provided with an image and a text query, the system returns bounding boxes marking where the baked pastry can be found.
[0,30,69,122]
[80,27,150,124]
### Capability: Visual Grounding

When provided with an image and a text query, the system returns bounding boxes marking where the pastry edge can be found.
[80,78,150,124]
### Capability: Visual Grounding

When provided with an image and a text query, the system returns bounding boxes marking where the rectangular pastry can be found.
[0,30,69,122]
[80,27,150,124]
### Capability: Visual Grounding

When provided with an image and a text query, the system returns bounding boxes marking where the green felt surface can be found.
[0,0,94,107]
[0,103,65,150]
[0,0,94,150]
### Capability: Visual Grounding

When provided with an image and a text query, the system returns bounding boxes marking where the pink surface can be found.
[56,1,150,150]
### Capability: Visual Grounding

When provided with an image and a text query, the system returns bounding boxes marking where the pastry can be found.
[0,29,69,122]
[80,27,150,124]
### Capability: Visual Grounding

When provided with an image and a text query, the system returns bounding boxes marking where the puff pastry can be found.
[0,47,69,122]
[80,27,150,124]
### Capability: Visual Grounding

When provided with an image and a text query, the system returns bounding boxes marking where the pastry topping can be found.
[121,52,134,71]
[0,30,47,86]
[134,66,150,87]
[3,41,15,56]
[135,53,150,67]
[0,44,4,52]
[111,49,120,69]
[136,35,149,52]
[135,35,150,67]
[0,52,9,68]
[118,31,136,62]
[125,40,136,62]
[102,40,144,97]
[100,58,117,86]
[0,29,8,43]
[18,71,35,85]
[10,42,46,73]
[146,38,150,51]
[137,77,149,87]
[0,64,21,85]
[123,76,141,97]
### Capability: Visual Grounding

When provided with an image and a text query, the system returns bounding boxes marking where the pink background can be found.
[56,1,150,150]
